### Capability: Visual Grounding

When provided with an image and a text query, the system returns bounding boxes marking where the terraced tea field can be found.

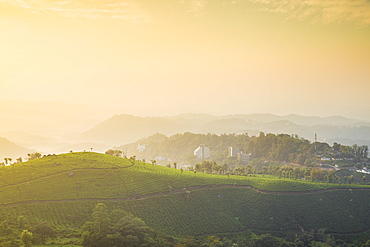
[1,152,370,239]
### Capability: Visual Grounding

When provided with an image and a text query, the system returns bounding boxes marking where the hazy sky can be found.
[1,0,370,120]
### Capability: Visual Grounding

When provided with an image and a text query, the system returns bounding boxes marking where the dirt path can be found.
[2,184,370,235]
[1,183,369,208]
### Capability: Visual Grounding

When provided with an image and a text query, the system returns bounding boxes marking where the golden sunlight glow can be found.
[0,0,370,119]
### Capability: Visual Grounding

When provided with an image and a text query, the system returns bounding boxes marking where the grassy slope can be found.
[0,152,370,238]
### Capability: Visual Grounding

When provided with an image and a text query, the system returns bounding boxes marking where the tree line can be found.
[119,132,369,168]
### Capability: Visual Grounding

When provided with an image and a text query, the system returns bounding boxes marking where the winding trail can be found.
[1,183,369,208]
[2,183,370,236]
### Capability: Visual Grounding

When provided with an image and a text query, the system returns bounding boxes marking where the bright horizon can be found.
[1,0,370,120]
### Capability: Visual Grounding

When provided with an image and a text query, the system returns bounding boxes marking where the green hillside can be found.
[1,152,370,245]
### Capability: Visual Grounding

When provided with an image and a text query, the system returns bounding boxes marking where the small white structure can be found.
[359,168,370,174]
[194,144,211,159]
[228,147,239,157]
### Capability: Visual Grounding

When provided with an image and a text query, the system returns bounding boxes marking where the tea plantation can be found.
[1,152,370,244]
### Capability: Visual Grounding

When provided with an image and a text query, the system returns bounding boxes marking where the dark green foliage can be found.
[30,222,56,244]
[27,152,41,161]
[81,203,172,247]
[105,149,123,157]
[254,233,289,247]
[3,187,369,239]
[20,230,32,247]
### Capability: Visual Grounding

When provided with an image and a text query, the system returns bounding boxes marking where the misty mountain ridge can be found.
[81,113,370,147]
[0,137,33,161]
[81,114,187,145]
[2,100,369,153]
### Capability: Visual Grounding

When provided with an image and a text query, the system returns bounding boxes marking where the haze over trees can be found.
[82,114,370,147]
[120,132,368,167]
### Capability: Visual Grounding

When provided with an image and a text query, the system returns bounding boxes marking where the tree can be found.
[27,152,41,160]
[82,203,172,247]
[333,142,341,152]
[254,233,288,247]
[261,166,267,177]
[105,149,123,157]
[92,203,109,233]
[310,169,323,182]
[31,222,56,244]
[349,175,354,184]
[128,156,136,166]
[20,230,32,247]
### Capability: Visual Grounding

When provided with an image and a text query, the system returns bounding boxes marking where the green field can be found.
[1,152,370,245]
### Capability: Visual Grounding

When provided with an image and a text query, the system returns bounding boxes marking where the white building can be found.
[194,144,211,159]
[228,147,239,157]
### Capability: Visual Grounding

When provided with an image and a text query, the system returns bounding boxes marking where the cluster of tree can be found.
[105,149,123,157]
[191,160,365,184]
[27,152,42,161]
[1,207,370,246]
[0,157,23,166]
[0,217,56,247]
[119,132,369,168]
[333,143,369,160]
[175,229,366,246]
[81,203,173,247]
[20,222,56,246]
[193,161,229,174]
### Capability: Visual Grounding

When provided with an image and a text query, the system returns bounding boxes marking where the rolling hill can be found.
[1,152,370,245]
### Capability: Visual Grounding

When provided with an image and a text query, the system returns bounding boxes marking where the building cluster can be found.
[349,167,370,174]
[193,145,252,163]
[228,147,252,163]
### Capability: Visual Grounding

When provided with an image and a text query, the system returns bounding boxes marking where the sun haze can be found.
[1,0,370,120]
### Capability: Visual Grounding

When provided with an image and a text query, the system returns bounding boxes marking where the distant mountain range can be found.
[81,113,370,147]
[0,137,33,161]
[2,99,370,152]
